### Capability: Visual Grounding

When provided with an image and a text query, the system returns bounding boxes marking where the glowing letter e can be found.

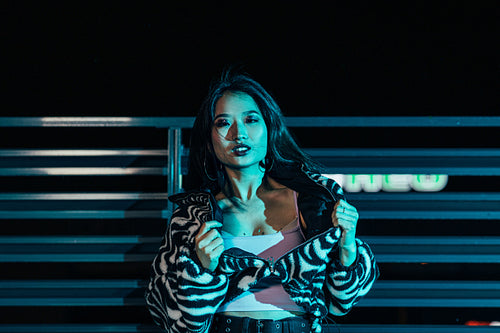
[411,175,448,192]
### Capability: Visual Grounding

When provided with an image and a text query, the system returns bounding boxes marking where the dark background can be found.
[1,2,500,327]
[4,1,499,118]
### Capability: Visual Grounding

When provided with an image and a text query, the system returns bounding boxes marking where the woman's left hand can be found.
[332,199,359,266]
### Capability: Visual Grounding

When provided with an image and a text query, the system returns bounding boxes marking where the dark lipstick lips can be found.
[232,144,251,156]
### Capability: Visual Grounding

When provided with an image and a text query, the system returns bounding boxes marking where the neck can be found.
[224,166,265,202]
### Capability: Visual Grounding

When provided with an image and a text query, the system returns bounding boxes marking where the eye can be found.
[214,119,230,127]
[245,116,259,123]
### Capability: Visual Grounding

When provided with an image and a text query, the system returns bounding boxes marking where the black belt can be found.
[211,314,312,333]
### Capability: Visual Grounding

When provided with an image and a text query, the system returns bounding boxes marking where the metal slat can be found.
[357,208,499,220]
[364,236,500,263]
[0,280,144,288]
[2,280,500,307]
[0,149,167,176]
[2,117,500,128]
[0,280,143,306]
[2,235,500,263]
[350,192,500,201]
[7,191,496,201]
[317,156,500,175]
[335,326,500,333]
[308,148,500,175]
[0,236,161,262]
[0,156,166,168]
[0,324,163,333]
[0,253,151,262]
[0,210,171,219]
[0,167,166,176]
[285,116,500,127]
[0,324,497,333]
[186,326,481,332]
[0,193,168,200]
[0,236,160,243]
[0,149,168,156]
[3,147,499,157]
[360,281,500,307]
[307,148,500,157]
[0,200,167,210]
[0,192,170,219]
[0,117,196,128]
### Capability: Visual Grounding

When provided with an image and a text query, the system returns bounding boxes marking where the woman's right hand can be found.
[194,220,225,272]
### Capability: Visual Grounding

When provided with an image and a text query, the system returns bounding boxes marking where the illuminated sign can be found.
[324,174,448,193]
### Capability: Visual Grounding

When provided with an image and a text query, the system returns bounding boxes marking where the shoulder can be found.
[168,190,214,227]
[262,177,296,201]
[169,190,212,207]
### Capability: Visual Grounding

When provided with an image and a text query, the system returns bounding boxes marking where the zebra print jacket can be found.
[145,165,379,333]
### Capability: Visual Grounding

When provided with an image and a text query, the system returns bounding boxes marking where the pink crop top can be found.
[216,192,306,313]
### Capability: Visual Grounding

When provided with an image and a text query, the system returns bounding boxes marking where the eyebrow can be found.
[213,110,260,121]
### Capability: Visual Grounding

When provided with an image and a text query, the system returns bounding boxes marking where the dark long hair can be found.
[184,69,321,192]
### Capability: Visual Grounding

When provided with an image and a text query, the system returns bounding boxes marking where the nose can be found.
[230,121,248,141]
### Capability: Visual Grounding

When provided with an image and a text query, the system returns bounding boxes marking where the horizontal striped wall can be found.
[0,117,499,332]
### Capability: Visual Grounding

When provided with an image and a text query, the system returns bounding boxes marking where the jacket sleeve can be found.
[324,237,379,315]
[144,206,228,333]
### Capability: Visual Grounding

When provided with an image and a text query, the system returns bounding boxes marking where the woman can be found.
[145,71,379,333]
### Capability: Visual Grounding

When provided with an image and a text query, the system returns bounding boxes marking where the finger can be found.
[332,200,359,228]
[336,199,349,207]
[196,220,222,239]
[211,243,225,257]
[197,229,220,249]
[342,203,358,216]
[204,220,223,231]
[335,212,358,222]
[197,229,221,249]
[339,199,359,209]
[334,200,349,214]
[206,240,225,258]
[339,199,354,208]
[335,214,358,230]
[335,218,356,229]
[332,200,342,219]
[204,235,224,253]
[341,210,359,219]
[335,216,357,232]
[336,202,358,218]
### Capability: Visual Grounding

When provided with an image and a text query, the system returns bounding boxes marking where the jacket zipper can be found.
[221,227,337,275]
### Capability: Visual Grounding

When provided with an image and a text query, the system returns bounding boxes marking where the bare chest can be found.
[219,191,298,237]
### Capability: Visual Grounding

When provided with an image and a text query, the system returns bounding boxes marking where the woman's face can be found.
[211,91,268,171]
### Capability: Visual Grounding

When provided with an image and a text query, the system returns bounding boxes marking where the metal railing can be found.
[1,116,499,332]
